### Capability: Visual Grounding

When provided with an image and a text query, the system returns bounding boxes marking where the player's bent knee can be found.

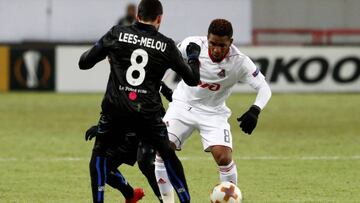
[170,141,177,150]
[155,140,176,160]
[137,143,156,174]
[215,155,232,166]
[211,146,233,166]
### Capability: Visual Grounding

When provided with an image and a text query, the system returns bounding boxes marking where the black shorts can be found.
[93,114,139,166]
[94,111,173,162]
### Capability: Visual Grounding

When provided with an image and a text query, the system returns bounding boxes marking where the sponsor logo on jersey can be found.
[119,84,148,94]
[118,32,167,52]
[128,91,137,101]
[217,69,226,78]
[199,81,221,91]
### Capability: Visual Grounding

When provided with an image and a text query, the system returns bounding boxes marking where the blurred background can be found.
[0,0,359,93]
[0,0,360,92]
[0,0,359,202]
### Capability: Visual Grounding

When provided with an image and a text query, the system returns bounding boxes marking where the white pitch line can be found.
[0,157,85,162]
[181,156,360,161]
[0,156,360,162]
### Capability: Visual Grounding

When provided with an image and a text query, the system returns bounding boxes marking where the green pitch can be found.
[0,92,359,203]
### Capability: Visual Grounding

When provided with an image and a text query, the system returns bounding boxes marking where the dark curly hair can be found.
[208,19,233,38]
[137,0,163,21]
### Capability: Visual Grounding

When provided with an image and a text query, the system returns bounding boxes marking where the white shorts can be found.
[164,101,232,152]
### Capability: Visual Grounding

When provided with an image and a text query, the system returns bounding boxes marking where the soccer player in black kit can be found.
[84,83,173,203]
[78,0,200,203]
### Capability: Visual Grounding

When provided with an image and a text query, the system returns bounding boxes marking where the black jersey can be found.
[79,22,199,118]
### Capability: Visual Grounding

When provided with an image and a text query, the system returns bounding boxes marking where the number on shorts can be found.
[224,129,230,143]
[126,49,148,86]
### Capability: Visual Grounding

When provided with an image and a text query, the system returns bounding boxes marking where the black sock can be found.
[159,149,190,203]
[137,143,163,202]
[163,154,190,203]
[137,121,189,203]
[89,153,107,203]
[138,162,163,202]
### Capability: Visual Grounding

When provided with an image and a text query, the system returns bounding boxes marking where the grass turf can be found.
[0,92,359,202]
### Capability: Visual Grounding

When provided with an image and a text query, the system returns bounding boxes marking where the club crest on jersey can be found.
[217,69,226,78]
[252,67,260,77]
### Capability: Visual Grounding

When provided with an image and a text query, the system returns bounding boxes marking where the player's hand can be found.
[237,105,261,135]
[85,125,98,141]
[160,81,173,102]
[186,42,201,62]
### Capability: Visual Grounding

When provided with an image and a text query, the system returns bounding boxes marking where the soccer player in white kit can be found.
[155,19,272,202]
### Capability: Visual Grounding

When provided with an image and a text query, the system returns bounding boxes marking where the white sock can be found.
[155,155,175,203]
[219,160,238,185]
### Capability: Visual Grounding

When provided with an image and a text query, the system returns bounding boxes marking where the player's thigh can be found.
[163,102,195,150]
[165,119,195,150]
[92,114,116,153]
[136,118,177,161]
[198,114,232,152]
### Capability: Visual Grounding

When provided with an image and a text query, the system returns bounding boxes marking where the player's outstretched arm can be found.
[170,42,200,86]
[237,105,261,135]
[237,80,271,135]
[237,56,272,135]
[160,81,173,102]
[78,42,107,70]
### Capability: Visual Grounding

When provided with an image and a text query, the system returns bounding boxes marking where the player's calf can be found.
[155,155,175,203]
[211,146,238,185]
[89,153,107,203]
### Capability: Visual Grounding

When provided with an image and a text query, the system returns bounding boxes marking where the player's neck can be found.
[138,20,156,26]
[208,49,230,63]
[136,16,161,30]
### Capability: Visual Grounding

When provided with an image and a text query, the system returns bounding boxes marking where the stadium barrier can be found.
[55,46,109,92]
[236,46,360,92]
[0,45,55,92]
[252,28,360,45]
[0,46,9,91]
[0,44,359,93]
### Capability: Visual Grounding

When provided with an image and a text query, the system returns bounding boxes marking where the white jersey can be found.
[172,36,266,114]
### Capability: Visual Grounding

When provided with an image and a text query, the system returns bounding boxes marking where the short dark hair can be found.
[208,19,233,38]
[137,0,163,21]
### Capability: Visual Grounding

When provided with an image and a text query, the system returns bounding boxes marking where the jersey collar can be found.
[134,22,157,32]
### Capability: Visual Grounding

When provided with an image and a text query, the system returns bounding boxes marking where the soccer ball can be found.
[210,181,242,203]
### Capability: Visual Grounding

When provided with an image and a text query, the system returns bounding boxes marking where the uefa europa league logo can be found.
[13,48,52,89]
[23,50,41,88]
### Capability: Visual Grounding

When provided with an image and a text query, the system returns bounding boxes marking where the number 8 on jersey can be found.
[126,48,148,86]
